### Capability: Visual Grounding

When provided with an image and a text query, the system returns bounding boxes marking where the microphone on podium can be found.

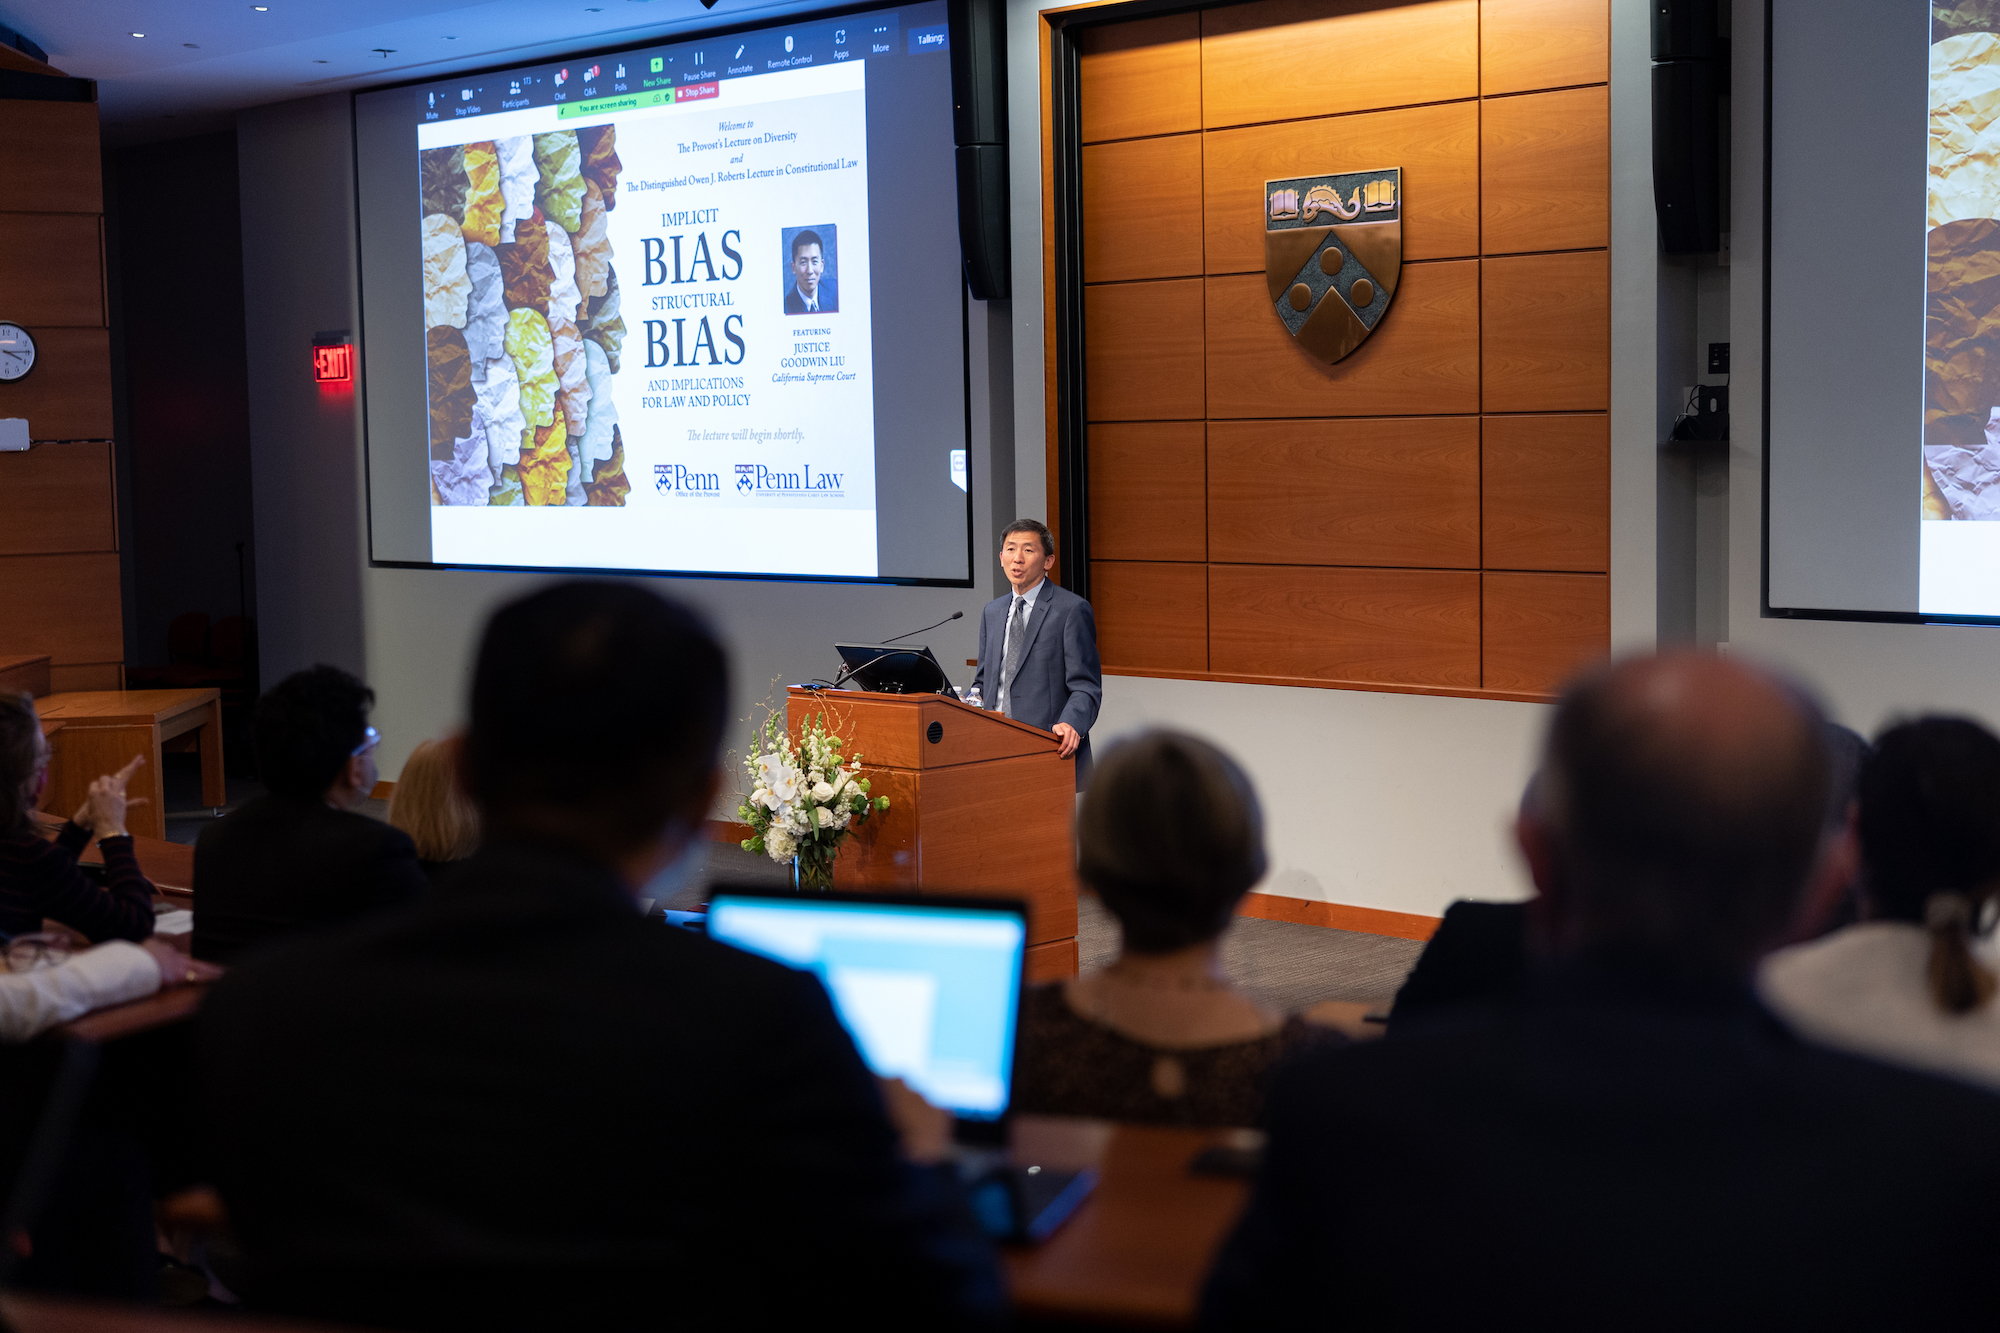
[879,610,963,644]
[825,611,967,691]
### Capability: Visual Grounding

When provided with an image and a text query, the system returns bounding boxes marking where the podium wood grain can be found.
[788,690,1080,978]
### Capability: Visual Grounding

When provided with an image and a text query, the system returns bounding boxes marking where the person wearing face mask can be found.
[0,691,157,944]
[198,582,1005,1332]
[192,666,427,964]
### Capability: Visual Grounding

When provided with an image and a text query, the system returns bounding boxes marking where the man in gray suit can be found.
[969,520,1102,783]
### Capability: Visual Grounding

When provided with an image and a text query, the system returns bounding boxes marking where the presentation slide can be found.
[1922,5,2000,613]
[354,4,972,585]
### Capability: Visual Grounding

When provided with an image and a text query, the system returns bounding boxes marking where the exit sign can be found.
[313,343,352,383]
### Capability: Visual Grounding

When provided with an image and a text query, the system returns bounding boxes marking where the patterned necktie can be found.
[1000,596,1027,715]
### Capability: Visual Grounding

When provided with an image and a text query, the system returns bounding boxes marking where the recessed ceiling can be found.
[2,0,837,145]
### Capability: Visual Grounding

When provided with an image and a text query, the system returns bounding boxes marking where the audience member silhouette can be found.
[386,737,480,885]
[1387,723,1868,1035]
[1014,730,1340,1126]
[198,582,1005,1331]
[1202,654,2000,1329]
[0,691,157,944]
[1763,715,2000,1089]
[193,666,426,962]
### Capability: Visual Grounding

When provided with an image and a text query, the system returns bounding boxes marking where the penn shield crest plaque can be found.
[1265,168,1402,364]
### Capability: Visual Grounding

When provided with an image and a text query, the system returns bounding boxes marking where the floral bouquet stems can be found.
[738,704,889,893]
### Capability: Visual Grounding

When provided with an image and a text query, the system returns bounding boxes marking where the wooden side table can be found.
[34,688,225,841]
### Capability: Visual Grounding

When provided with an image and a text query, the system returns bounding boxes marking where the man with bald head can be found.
[1202,654,2000,1329]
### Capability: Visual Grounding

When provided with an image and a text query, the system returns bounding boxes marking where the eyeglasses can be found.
[351,725,382,757]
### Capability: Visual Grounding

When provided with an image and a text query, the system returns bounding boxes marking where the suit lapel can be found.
[1010,582,1058,676]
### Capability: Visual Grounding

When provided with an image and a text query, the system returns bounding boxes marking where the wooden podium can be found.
[786,686,1080,981]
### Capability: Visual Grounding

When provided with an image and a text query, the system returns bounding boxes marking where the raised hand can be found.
[82,755,148,839]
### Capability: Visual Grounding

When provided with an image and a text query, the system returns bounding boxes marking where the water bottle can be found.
[963,684,983,709]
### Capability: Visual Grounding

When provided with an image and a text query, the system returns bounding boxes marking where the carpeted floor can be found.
[706,840,1424,1013]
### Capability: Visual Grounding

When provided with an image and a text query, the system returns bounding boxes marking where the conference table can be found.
[21,808,1255,1326]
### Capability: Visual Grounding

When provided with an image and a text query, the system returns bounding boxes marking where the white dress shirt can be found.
[997,577,1046,718]
[0,940,163,1044]
[800,287,820,312]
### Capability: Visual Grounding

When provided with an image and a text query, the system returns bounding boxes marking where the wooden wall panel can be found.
[1089,422,1207,561]
[1209,416,1478,567]
[0,442,115,555]
[1481,251,1608,412]
[1200,0,1478,129]
[1203,102,1478,272]
[0,215,103,326]
[0,215,102,326]
[1209,565,1479,686]
[0,102,102,213]
[49,664,123,693]
[1087,279,1206,420]
[1206,261,1478,418]
[1079,13,1202,143]
[1480,85,1609,255]
[1481,0,1611,97]
[0,553,125,666]
[1092,561,1209,670]
[1482,414,1608,571]
[1481,571,1608,694]
[0,327,113,437]
[1084,135,1205,283]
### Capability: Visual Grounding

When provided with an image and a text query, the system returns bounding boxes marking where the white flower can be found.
[816,806,834,828]
[826,769,850,796]
[789,808,809,833]
[759,756,803,804]
[766,827,796,860]
[750,787,771,811]
[834,808,852,831]
[812,780,836,803]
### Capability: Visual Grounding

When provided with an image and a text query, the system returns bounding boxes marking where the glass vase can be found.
[792,854,835,895]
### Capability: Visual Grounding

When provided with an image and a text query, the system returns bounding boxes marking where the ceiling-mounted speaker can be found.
[949,0,1010,299]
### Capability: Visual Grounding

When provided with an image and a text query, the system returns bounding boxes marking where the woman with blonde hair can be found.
[1012,730,1340,1127]
[387,739,481,884]
[1762,716,2000,1089]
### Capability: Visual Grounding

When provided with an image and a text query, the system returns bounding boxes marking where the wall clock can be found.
[0,323,35,382]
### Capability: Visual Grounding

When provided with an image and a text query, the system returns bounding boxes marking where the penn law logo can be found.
[1264,167,1401,364]
[735,462,845,497]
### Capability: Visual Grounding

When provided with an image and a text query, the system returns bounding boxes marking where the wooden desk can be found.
[1006,1116,1253,1327]
[34,689,224,840]
[33,809,196,894]
[59,980,210,1043]
[0,1291,355,1333]
[0,652,52,697]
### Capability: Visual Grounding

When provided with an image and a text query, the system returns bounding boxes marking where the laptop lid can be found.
[704,886,1028,1125]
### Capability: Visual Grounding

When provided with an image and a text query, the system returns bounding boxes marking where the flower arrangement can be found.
[738,705,889,892]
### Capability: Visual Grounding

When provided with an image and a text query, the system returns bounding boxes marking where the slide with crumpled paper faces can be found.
[354,2,973,585]
[1766,0,2000,620]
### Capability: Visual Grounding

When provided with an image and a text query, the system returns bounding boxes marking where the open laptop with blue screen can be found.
[704,888,1028,1126]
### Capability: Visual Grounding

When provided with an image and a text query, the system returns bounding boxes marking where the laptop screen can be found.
[705,893,1027,1121]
